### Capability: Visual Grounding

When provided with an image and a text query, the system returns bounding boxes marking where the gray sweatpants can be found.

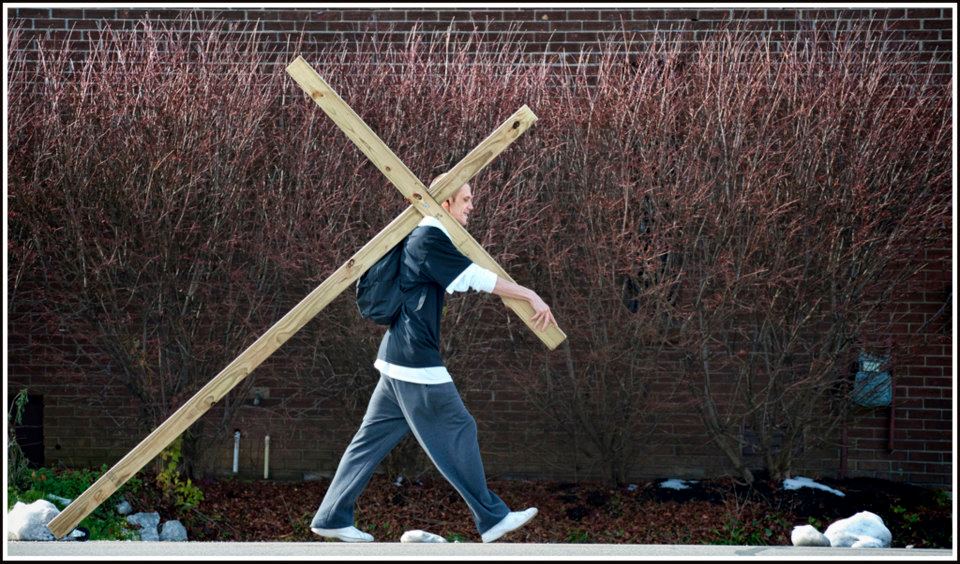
[310,373,510,534]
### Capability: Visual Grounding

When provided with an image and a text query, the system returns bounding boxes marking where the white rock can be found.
[851,536,887,548]
[6,500,59,541]
[127,512,161,541]
[824,511,891,548]
[160,520,188,541]
[400,529,448,543]
[116,500,133,515]
[791,524,830,546]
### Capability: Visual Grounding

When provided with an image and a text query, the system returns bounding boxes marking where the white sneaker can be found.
[310,525,375,543]
[481,508,538,543]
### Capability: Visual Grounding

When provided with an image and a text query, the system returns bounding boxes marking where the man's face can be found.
[442,184,474,227]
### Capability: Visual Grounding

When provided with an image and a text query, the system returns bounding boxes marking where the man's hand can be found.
[528,293,557,332]
[492,276,558,332]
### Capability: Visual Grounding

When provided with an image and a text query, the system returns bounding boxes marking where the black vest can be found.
[376,225,473,367]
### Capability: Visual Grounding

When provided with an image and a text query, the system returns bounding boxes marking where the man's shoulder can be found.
[406,225,450,253]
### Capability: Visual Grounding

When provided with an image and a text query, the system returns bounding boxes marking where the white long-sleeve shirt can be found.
[373,215,497,385]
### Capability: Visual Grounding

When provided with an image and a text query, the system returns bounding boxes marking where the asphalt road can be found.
[5,541,956,559]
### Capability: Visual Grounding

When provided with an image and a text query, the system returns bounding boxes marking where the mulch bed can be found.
[130,471,952,547]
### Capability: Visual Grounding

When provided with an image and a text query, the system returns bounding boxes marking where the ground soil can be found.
[129,471,953,548]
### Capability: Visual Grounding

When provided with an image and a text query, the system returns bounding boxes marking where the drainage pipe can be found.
[264,435,270,480]
[233,430,241,474]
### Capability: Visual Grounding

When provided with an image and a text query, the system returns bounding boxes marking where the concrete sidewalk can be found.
[5,541,955,559]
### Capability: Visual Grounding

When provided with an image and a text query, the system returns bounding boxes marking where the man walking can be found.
[309,175,558,543]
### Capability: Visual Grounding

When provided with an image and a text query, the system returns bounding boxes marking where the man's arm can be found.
[491,277,557,332]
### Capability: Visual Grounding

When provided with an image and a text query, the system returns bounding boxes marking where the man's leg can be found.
[310,373,410,530]
[388,377,511,534]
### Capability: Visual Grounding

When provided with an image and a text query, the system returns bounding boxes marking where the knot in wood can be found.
[512,121,520,129]
[347,259,355,268]
[413,193,423,201]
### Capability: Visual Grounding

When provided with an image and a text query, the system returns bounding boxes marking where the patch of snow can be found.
[783,476,845,497]
[659,479,698,490]
[45,494,73,506]
[400,529,447,543]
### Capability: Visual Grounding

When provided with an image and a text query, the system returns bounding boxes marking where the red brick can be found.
[625,10,664,21]
[867,9,906,19]
[855,460,891,471]
[903,9,943,19]
[906,30,945,42]
[547,21,582,31]
[922,374,952,386]
[923,18,953,30]
[766,9,799,20]
[567,10,601,21]
[923,40,951,52]
[921,399,950,410]
[887,19,925,32]
[338,10,377,21]
[33,19,68,30]
[15,8,51,18]
[729,10,766,20]
[581,22,621,33]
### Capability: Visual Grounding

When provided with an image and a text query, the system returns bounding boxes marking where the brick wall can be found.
[6,6,954,488]
[7,7,954,81]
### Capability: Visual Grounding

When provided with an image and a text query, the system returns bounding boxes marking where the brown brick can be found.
[923,18,952,30]
[923,40,951,52]
[581,22,621,33]
[729,10,766,20]
[33,19,67,30]
[766,9,799,20]
[567,10,601,21]
[338,10,377,21]
[888,18,923,30]
[627,9,664,21]
[905,30,942,41]
[662,9,696,21]
[404,10,440,21]
[482,9,517,22]
[929,49,951,62]
[547,21,583,31]
[496,10,538,22]
[868,9,906,19]
[855,460,891,472]
[16,8,51,18]
[262,20,297,31]
[904,9,944,19]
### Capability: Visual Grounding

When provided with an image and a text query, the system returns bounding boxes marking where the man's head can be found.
[431,173,474,227]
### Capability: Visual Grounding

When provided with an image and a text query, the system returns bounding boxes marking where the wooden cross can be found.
[47,56,566,539]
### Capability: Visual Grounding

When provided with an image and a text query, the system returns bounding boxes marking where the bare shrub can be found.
[8,17,949,487]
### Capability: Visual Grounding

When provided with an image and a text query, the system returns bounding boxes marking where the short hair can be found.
[430,173,466,206]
